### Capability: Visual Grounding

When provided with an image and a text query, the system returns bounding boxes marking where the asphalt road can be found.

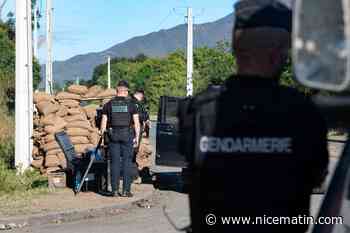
[11,127,346,233]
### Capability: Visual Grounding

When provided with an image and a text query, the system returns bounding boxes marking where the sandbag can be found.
[83,106,97,120]
[67,85,88,95]
[74,144,94,154]
[97,88,116,98]
[66,128,90,137]
[31,156,44,169]
[59,99,80,108]
[67,108,82,115]
[70,136,90,144]
[43,141,60,152]
[84,85,103,98]
[66,120,93,131]
[40,103,60,116]
[57,152,67,169]
[46,148,62,156]
[44,134,55,143]
[44,120,67,134]
[41,116,65,126]
[36,101,50,113]
[89,132,99,145]
[64,114,87,122]
[45,154,60,167]
[32,146,39,157]
[34,92,53,104]
[56,105,69,117]
[55,92,81,100]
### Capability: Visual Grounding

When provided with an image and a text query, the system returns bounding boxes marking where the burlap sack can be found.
[64,114,87,122]
[34,92,53,104]
[59,100,80,108]
[46,167,61,174]
[84,85,103,98]
[97,89,116,98]
[43,141,60,152]
[88,132,99,145]
[66,120,93,131]
[57,152,67,169]
[56,92,81,100]
[44,134,55,143]
[66,128,90,137]
[67,108,82,115]
[67,85,88,95]
[41,115,65,126]
[56,105,69,117]
[31,156,44,169]
[46,148,62,156]
[71,136,90,144]
[44,120,67,134]
[36,101,50,113]
[83,106,97,120]
[74,144,94,154]
[38,103,60,116]
[45,154,60,167]
[32,146,39,157]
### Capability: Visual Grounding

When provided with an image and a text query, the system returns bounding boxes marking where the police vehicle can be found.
[155,96,187,168]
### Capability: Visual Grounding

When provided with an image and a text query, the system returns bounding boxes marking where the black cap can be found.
[117,80,129,88]
[234,0,292,33]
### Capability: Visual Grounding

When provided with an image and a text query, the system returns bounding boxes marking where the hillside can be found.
[48,13,234,86]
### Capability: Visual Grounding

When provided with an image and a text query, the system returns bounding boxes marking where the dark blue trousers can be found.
[109,134,133,193]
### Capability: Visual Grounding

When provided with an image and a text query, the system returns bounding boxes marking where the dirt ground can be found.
[0,184,153,218]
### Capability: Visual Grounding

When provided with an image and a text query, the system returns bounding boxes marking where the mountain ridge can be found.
[46,13,234,86]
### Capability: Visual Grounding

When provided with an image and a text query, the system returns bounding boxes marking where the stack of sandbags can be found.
[83,85,103,98]
[67,85,88,95]
[31,85,120,176]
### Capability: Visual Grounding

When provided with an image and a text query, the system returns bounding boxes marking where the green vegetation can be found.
[0,8,47,196]
[92,42,237,113]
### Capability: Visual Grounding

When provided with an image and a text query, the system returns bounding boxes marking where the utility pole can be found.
[107,56,111,89]
[33,1,39,58]
[15,0,33,171]
[76,76,80,85]
[186,7,193,96]
[45,0,53,94]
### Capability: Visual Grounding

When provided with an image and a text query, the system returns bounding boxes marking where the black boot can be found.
[121,191,133,198]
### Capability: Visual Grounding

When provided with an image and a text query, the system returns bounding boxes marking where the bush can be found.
[0,159,48,195]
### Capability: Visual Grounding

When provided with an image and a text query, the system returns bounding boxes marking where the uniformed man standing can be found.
[100,80,140,197]
[184,1,329,232]
[133,89,150,138]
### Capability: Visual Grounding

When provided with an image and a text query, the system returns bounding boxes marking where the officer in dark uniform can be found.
[133,89,150,138]
[100,80,140,197]
[183,1,329,232]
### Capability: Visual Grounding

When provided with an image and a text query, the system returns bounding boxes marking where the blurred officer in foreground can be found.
[183,1,329,232]
[100,80,140,197]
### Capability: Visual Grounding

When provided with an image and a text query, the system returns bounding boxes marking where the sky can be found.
[4,0,236,63]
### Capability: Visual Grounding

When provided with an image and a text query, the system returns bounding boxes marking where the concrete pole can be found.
[33,1,38,58]
[186,7,193,96]
[15,0,33,171]
[45,0,53,94]
[107,56,111,89]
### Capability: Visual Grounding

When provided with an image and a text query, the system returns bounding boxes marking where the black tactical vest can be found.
[110,97,132,128]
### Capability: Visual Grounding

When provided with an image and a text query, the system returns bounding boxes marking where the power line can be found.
[154,9,173,31]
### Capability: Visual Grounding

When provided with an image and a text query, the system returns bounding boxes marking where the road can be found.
[12,128,345,233]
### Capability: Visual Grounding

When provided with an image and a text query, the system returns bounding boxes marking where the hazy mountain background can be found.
[44,13,234,86]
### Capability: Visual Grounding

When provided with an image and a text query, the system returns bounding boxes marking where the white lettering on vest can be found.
[199,136,293,154]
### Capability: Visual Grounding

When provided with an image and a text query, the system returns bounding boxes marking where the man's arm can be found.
[133,114,141,147]
[100,114,108,135]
